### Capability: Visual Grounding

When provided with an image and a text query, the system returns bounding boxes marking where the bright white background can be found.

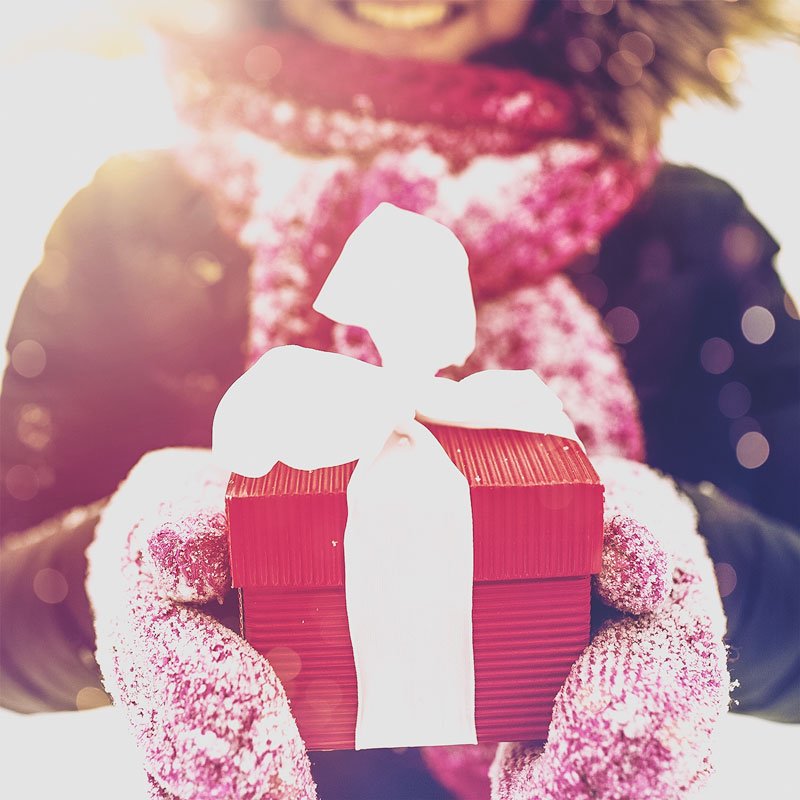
[1,4,798,798]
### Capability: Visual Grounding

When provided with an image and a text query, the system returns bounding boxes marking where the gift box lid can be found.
[226,425,603,589]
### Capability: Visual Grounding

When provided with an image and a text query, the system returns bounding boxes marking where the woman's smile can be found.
[277,0,533,61]
[340,1,467,31]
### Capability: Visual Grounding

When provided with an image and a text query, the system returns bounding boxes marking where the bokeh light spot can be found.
[741,305,775,345]
[75,686,110,711]
[605,306,640,344]
[580,0,615,15]
[722,224,762,271]
[784,293,800,320]
[33,568,68,604]
[620,31,655,65]
[187,252,224,286]
[607,50,643,86]
[35,249,69,289]
[5,463,39,501]
[700,337,733,374]
[566,37,602,73]
[718,382,751,419]
[11,339,46,378]
[574,273,608,308]
[266,645,302,683]
[728,416,760,448]
[168,0,229,35]
[707,48,741,83]
[16,403,53,450]
[79,647,98,669]
[300,679,343,724]
[569,252,599,274]
[182,371,219,403]
[736,431,769,469]
[714,562,737,598]
[244,45,282,83]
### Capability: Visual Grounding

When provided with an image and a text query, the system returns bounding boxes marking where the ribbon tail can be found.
[344,420,477,749]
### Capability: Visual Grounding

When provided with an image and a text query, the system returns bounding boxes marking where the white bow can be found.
[213,204,579,749]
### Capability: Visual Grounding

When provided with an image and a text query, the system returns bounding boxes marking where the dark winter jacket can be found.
[1,153,798,732]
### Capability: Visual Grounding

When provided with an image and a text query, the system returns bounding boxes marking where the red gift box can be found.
[226,423,603,751]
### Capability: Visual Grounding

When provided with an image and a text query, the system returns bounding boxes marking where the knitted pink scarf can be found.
[167,30,657,460]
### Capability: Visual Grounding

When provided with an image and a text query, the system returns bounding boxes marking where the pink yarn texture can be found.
[489,457,729,800]
[86,450,318,800]
[145,506,230,604]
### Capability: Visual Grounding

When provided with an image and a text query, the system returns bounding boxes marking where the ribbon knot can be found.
[213,204,579,749]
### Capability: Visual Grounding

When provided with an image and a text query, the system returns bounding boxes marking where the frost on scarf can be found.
[170,31,656,465]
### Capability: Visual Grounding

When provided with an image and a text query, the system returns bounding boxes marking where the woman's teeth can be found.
[348,2,456,30]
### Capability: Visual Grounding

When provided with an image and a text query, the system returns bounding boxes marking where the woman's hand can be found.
[85,448,317,800]
[88,449,729,800]
[489,458,730,800]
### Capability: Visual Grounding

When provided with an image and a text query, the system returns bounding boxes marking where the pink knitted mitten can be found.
[85,449,317,800]
[489,457,730,800]
[88,450,728,800]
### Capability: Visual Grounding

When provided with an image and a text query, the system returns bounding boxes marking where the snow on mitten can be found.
[490,458,730,800]
[85,448,317,800]
[143,501,230,605]
[422,459,673,798]
[594,463,672,616]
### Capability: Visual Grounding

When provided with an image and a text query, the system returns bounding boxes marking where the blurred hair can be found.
[471,0,792,158]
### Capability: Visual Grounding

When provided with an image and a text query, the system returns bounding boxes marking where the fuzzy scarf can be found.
[166,29,660,461]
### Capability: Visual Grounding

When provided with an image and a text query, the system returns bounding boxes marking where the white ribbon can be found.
[213,204,579,749]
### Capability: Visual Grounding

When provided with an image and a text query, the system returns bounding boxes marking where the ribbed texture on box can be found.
[243,576,589,750]
[431,427,597,486]
[227,428,602,588]
[229,426,602,749]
